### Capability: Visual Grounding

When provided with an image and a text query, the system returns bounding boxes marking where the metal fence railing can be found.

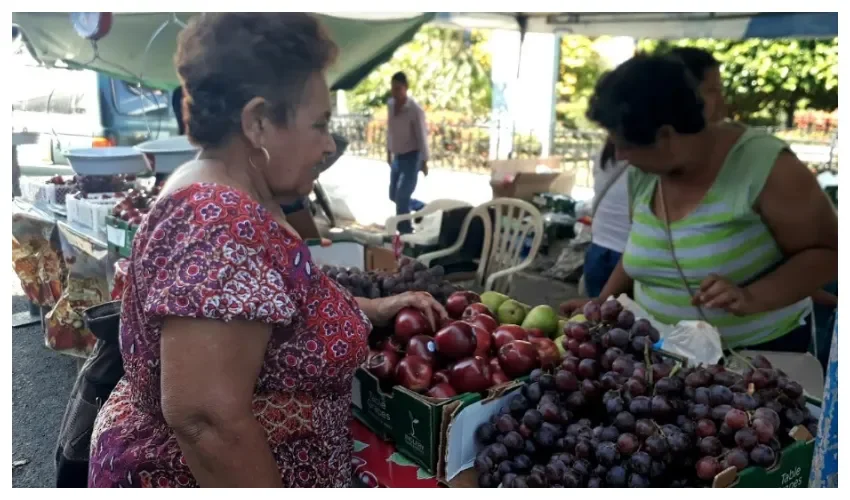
[330,114,838,188]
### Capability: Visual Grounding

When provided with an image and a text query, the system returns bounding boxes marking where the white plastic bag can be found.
[614,294,724,365]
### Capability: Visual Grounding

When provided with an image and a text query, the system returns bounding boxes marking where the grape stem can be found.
[669,362,682,378]
[644,343,653,386]
[724,345,756,371]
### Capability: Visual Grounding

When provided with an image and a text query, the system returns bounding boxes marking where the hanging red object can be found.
[70,12,113,41]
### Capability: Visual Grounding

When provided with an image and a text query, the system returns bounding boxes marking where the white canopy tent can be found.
[434,12,838,39]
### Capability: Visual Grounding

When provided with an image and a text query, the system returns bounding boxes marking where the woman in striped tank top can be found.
[562,54,837,353]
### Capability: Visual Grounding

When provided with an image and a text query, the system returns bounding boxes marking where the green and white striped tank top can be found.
[622,127,811,348]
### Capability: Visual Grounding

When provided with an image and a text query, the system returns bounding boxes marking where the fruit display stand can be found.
[361,291,824,489]
[439,380,818,489]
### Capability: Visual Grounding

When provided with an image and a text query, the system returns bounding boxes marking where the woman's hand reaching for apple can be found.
[357,292,449,331]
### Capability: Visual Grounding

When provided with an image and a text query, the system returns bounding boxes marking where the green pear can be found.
[481,291,510,315]
[497,299,527,326]
[557,319,568,337]
[555,335,568,358]
[521,305,560,338]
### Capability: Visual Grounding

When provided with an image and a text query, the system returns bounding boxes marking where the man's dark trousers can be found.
[388,150,421,234]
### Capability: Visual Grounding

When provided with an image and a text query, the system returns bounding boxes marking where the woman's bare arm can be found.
[161,317,281,488]
[745,152,839,313]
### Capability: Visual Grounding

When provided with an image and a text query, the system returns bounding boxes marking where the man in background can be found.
[386,71,429,234]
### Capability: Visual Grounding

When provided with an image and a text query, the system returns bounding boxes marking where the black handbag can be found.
[55,301,124,488]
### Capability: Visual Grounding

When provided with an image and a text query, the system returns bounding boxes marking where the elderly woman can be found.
[89,13,446,488]
[562,54,837,353]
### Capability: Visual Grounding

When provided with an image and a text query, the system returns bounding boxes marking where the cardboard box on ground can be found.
[489,157,576,202]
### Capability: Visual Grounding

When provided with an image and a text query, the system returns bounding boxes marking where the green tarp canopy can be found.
[12,12,433,90]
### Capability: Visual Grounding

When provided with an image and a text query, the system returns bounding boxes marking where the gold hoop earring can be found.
[248,146,271,170]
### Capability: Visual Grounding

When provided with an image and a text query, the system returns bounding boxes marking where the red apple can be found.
[497,340,540,378]
[471,324,492,357]
[529,337,561,369]
[526,328,547,339]
[406,335,437,366]
[445,291,481,319]
[462,303,494,320]
[367,350,399,381]
[427,383,457,399]
[489,356,502,373]
[490,369,511,386]
[432,369,451,386]
[466,313,498,334]
[492,325,529,350]
[395,355,433,393]
[449,356,492,393]
[384,336,406,356]
[394,307,433,341]
[434,321,477,359]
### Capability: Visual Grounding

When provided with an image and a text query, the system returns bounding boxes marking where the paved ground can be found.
[11,281,78,488]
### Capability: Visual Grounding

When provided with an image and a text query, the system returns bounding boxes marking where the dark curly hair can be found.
[587,54,706,147]
[174,13,338,148]
[668,47,719,84]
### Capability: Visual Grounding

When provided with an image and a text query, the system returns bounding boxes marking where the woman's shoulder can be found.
[139,182,280,255]
[150,183,265,224]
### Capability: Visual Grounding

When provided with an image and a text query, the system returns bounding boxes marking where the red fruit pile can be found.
[366,292,566,399]
[111,187,158,228]
[473,299,817,488]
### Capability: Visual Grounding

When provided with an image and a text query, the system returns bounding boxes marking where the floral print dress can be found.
[89,183,370,487]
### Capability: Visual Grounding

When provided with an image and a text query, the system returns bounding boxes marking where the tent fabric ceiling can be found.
[436,12,838,39]
[11,12,432,91]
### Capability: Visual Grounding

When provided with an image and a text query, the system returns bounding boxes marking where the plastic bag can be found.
[614,294,724,365]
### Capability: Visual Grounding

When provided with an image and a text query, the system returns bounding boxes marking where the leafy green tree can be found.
[555,36,610,128]
[346,26,492,117]
[638,38,838,126]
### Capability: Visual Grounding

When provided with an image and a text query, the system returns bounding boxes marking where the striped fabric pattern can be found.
[623,128,811,348]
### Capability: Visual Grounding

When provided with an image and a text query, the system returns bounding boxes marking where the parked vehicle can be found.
[12,61,178,165]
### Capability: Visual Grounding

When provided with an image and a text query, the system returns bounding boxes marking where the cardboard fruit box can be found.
[105,215,138,258]
[437,388,820,489]
[352,367,525,475]
[713,426,816,488]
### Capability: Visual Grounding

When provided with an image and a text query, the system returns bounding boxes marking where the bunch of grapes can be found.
[473,299,817,488]
[323,257,457,304]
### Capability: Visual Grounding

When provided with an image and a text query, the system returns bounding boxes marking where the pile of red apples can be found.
[367,291,561,399]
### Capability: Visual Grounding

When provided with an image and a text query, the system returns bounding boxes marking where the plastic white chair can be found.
[417,198,544,294]
[385,199,472,248]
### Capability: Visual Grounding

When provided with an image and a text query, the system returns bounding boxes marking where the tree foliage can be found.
[638,38,838,126]
[555,36,610,128]
[346,26,492,117]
